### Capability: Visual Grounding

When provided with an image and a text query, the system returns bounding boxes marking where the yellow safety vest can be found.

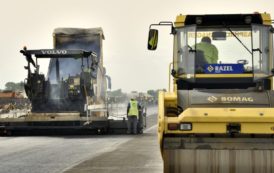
[128,100,139,117]
[196,42,218,64]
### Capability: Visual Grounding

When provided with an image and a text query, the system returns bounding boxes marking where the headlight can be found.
[180,123,192,131]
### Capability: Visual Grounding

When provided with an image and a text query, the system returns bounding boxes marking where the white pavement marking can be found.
[144,124,157,133]
[59,136,134,173]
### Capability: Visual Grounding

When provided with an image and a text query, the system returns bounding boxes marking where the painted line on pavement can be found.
[144,124,157,133]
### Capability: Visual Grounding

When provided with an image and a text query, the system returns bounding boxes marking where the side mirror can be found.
[212,31,226,40]
[147,29,158,50]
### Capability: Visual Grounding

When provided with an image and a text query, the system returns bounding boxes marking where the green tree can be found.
[5,82,24,91]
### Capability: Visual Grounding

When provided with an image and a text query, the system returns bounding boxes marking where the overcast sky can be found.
[0,0,273,92]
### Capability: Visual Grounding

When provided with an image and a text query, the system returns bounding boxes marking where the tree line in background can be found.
[108,88,166,104]
[1,82,24,92]
[107,89,128,103]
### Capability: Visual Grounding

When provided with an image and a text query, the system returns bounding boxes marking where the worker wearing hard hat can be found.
[196,36,218,64]
[127,97,141,134]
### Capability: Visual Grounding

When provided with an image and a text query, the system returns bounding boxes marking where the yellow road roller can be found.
[147,13,274,173]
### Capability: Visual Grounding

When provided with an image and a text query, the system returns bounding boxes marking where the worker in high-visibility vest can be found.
[127,98,140,134]
[196,36,218,64]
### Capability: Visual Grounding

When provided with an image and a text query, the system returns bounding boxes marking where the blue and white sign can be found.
[204,64,244,74]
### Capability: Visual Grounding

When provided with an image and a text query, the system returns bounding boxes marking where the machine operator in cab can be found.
[196,36,219,64]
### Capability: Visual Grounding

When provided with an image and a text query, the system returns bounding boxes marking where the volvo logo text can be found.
[41,50,67,55]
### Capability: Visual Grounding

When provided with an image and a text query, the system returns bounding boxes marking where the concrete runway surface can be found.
[0,106,162,173]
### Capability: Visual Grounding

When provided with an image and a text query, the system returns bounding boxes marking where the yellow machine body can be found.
[150,12,274,173]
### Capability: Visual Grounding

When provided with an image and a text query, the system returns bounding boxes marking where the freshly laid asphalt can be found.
[0,106,163,173]
[65,118,162,173]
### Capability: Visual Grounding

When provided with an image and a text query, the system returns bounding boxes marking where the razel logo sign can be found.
[204,64,244,74]
[207,65,214,72]
[207,96,218,103]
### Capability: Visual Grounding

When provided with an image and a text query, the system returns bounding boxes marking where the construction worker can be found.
[196,36,218,64]
[127,97,140,134]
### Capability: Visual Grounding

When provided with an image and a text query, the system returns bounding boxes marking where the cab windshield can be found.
[174,25,271,80]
